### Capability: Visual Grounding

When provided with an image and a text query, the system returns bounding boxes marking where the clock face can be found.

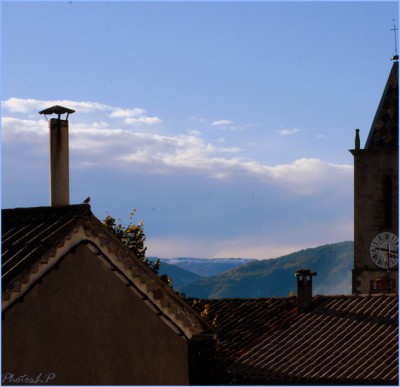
[370,232,399,269]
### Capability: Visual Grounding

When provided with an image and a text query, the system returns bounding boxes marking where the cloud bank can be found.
[2,97,354,259]
[2,97,352,196]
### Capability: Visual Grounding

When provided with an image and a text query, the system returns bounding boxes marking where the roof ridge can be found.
[2,206,212,338]
[2,203,91,214]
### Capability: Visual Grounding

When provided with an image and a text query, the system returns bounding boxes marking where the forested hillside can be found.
[159,257,255,276]
[172,242,353,298]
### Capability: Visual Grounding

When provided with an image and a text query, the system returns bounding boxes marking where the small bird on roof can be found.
[82,197,91,204]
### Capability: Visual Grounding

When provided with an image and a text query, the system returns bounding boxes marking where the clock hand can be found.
[375,247,398,254]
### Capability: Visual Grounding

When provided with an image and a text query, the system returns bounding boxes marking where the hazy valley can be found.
[151,241,354,298]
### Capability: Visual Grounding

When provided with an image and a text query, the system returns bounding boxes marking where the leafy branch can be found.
[103,209,172,286]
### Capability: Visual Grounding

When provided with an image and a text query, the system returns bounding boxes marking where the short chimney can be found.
[39,105,75,206]
[295,269,317,313]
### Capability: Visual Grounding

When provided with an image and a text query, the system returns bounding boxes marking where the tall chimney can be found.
[39,105,75,206]
[295,269,317,313]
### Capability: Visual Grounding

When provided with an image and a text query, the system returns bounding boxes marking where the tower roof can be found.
[365,61,398,150]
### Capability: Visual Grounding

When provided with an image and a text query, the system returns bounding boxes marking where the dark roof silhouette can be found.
[1,204,210,337]
[2,205,398,385]
[192,296,398,385]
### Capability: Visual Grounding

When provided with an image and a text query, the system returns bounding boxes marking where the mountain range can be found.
[151,241,354,298]
[159,257,255,277]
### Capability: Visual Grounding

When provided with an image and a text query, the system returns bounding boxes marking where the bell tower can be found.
[350,58,399,294]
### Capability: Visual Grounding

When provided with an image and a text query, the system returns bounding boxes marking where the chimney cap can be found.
[39,105,75,118]
[295,269,317,277]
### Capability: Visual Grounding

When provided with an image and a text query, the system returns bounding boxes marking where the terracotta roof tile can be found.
[192,295,398,384]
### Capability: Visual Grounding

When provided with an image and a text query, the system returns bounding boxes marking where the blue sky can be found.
[2,1,398,259]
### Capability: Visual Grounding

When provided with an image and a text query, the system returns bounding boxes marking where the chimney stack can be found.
[295,269,317,313]
[39,105,75,206]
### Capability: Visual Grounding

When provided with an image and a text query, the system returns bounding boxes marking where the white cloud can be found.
[218,146,242,153]
[125,116,162,126]
[240,158,352,194]
[211,120,259,132]
[110,107,147,118]
[109,107,162,126]
[2,98,42,113]
[62,100,111,114]
[1,116,47,138]
[2,97,352,196]
[3,98,354,259]
[211,119,234,127]
[2,98,162,126]
[276,128,301,136]
[2,97,111,114]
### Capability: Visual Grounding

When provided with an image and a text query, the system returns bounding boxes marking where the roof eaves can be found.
[2,226,86,309]
[79,216,212,338]
[2,208,211,339]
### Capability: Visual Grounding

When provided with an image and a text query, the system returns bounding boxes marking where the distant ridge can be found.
[147,259,202,288]
[154,242,354,298]
[148,257,255,288]
[159,257,256,277]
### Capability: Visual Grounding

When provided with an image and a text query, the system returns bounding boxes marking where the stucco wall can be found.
[2,243,189,385]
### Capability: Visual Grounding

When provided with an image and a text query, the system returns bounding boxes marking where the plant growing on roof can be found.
[103,209,171,286]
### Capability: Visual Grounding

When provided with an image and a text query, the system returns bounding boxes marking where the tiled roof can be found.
[192,295,398,385]
[191,297,299,357]
[2,205,211,338]
[2,204,91,288]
